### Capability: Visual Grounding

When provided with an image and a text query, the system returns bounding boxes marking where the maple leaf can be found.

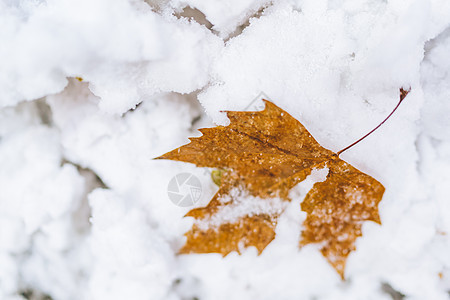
[157,91,408,278]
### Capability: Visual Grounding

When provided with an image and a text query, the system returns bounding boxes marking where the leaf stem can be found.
[337,88,410,157]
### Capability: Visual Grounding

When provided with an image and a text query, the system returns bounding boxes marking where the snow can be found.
[1,0,450,299]
[195,189,287,230]
[0,0,222,113]
[169,0,272,38]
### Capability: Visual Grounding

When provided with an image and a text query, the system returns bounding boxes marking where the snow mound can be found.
[1,0,450,299]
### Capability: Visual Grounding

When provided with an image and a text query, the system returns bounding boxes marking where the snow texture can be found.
[0,0,449,299]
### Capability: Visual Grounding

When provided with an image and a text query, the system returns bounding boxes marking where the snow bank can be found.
[0,0,449,299]
[0,0,221,113]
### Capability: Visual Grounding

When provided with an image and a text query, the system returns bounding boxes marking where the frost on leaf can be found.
[156,100,385,278]
[300,159,384,278]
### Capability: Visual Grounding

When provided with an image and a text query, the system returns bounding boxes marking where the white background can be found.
[1,0,450,299]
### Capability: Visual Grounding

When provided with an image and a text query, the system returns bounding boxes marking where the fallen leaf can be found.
[300,158,383,277]
[157,99,386,278]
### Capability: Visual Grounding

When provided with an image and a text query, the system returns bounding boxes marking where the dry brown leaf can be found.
[157,99,387,278]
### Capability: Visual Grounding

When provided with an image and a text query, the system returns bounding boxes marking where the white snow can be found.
[1,0,450,299]
[194,188,287,230]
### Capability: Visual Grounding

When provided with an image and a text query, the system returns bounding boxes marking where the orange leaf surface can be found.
[157,100,385,279]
